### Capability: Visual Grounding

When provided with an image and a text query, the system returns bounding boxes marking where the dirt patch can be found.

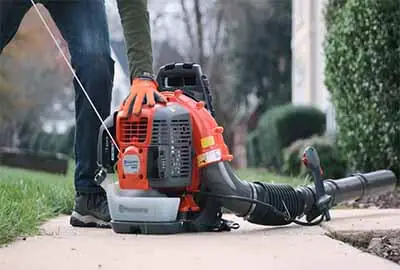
[334,188,400,264]
[328,230,400,265]
[340,189,400,209]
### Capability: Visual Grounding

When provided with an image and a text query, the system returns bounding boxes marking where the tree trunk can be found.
[232,121,248,169]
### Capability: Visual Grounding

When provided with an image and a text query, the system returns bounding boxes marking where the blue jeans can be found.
[0,0,114,193]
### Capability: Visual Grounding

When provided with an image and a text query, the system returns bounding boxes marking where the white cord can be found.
[29,0,121,153]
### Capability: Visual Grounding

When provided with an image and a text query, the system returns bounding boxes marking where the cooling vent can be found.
[151,118,192,178]
[120,117,148,143]
[151,120,169,144]
[171,119,191,144]
[170,145,191,177]
[170,119,191,177]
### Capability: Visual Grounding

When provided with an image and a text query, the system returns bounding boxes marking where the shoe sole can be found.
[70,211,111,228]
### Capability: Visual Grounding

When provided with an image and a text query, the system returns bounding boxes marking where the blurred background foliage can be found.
[0,0,293,166]
[1,0,398,181]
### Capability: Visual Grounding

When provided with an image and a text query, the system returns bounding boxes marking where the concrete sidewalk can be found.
[0,209,399,270]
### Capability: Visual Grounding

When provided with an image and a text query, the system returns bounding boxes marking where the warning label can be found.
[201,136,215,148]
[197,149,222,167]
[123,155,140,174]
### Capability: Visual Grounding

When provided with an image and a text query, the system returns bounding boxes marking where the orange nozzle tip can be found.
[223,154,234,160]
[196,101,205,109]
[302,157,308,166]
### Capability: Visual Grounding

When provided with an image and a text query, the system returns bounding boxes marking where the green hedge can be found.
[23,126,75,158]
[324,0,400,176]
[246,130,260,167]
[256,104,326,170]
[282,135,348,179]
[324,0,347,29]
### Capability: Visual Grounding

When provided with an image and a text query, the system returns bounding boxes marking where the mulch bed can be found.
[334,188,400,265]
[328,230,400,265]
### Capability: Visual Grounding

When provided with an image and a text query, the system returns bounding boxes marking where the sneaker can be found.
[70,192,111,228]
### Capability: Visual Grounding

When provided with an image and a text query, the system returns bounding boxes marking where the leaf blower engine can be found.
[95,63,397,234]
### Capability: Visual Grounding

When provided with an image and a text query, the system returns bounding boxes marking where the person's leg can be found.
[44,0,114,227]
[0,1,30,54]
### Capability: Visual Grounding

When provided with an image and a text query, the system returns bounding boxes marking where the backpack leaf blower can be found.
[94,63,397,234]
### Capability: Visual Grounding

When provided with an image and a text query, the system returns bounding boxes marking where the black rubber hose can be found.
[201,161,254,217]
[201,161,304,224]
[245,182,304,225]
[201,161,397,226]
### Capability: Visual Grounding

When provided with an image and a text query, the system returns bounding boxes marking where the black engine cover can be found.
[146,104,193,188]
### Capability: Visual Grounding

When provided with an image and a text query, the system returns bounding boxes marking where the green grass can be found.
[236,167,308,186]
[0,165,74,246]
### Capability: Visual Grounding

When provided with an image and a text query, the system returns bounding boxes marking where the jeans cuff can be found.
[75,185,105,194]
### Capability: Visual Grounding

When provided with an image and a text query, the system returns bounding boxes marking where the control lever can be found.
[302,146,332,221]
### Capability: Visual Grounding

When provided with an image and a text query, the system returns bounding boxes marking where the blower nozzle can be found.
[201,151,397,227]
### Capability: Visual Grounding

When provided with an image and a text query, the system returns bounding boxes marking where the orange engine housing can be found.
[114,90,233,212]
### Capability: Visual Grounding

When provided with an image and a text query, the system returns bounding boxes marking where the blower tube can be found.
[201,161,397,226]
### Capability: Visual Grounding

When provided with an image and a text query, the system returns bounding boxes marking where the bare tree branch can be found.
[180,0,195,56]
[212,7,224,55]
[194,0,205,66]
[207,3,224,76]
